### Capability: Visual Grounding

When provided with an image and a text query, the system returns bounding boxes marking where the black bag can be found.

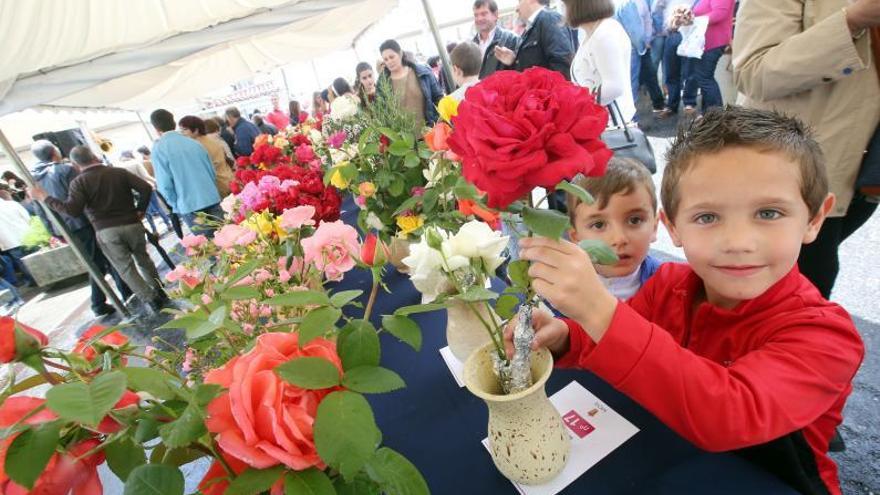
[855,124,880,197]
[600,100,657,174]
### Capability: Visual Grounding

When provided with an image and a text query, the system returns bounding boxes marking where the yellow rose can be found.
[330,168,350,189]
[273,216,289,240]
[358,181,377,198]
[396,214,425,237]
[246,213,275,237]
[437,95,459,123]
[273,136,288,149]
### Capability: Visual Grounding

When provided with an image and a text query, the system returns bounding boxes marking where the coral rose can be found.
[73,325,128,362]
[204,332,343,472]
[0,317,48,363]
[447,67,612,209]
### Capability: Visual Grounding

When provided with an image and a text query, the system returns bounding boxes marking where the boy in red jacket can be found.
[512,107,864,495]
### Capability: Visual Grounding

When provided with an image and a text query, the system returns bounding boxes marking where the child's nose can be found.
[607,224,628,247]
[720,221,758,253]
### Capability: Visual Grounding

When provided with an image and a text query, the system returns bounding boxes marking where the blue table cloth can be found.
[332,199,796,494]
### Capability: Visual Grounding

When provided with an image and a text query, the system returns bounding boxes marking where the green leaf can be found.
[522,206,571,240]
[337,321,380,370]
[265,290,331,307]
[149,445,204,466]
[342,366,405,394]
[456,287,499,302]
[46,370,127,426]
[105,437,147,482]
[314,391,381,482]
[223,259,261,289]
[555,180,594,205]
[122,368,179,401]
[333,475,381,495]
[208,305,226,325]
[453,176,480,200]
[393,302,447,316]
[388,140,411,156]
[134,417,160,443]
[392,196,421,216]
[4,421,60,489]
[381,315,422,352]
[186,319,220,340]
[330,290,363,308]
[221,286,261,300]
[578,239,620,265]
[194,383,223,406]
[494,294,520,319]
[507,259,531,289]
[299,306,343,346]
[364,447,430,495]
[123,464,184,495]
[378,127,401,142]
[275,357,341,389]
[158,404,206,448]
[158,313,206,331]
[284,468,336,495]
[403,153,421,169]
[421,188,439,212]
[388,176,405,196]
[226,466,285,495]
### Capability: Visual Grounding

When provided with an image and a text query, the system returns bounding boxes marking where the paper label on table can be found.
[439,346,465,388]
[481,381,639,495]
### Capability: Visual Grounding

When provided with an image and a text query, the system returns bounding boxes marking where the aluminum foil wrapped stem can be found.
[493,300,535,394]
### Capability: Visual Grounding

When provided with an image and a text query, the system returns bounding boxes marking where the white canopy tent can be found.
[0,0,397,115]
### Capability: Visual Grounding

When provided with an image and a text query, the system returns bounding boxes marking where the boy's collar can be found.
[674,265,804,315]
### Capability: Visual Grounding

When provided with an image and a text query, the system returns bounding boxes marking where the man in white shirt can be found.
[0,188,36,287]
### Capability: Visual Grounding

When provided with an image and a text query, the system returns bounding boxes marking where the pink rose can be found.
[254,269,272,283]
[181,234,208,255]
[301,221,360,281]
[165,265,201,289]
[279,205,317,230]
[204,332,343,471]
[214,224,257,249]
[355,195,367,208]
[328,131,347,149]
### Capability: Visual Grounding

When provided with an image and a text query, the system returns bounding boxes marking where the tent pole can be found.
[279,68,292,100]
[136,111,156,142]
[420,0,457,92]
[0,127,130,317]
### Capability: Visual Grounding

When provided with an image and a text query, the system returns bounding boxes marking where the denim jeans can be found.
[691,45,726,111]
[638,50,665,109]
[649,35,666,73]
[182,203,224,238]
[145,192,173,234]
[662,31,698,111]
[0,247,35,286]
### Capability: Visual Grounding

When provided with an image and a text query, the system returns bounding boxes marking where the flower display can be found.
[73,325,128,362]
[301,220,361,281]
[447,67,612,209]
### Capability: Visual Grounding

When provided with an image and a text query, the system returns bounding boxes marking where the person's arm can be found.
[733,0,873,101]
[43,177,87,218]
[693,0,732,25]
[152,147,177,210]
[564,302,863,451]
[592,27,632,106]
[540,16,575,77]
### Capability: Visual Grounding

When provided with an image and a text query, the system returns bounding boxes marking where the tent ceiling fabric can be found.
[0,0,395,115]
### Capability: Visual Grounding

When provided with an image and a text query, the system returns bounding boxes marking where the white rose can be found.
[365,212,385,231]
[446,220,509,273]
[403,229,468,302]
[220,193,238,216]
[329,94,360,121]
[309,129,324,145]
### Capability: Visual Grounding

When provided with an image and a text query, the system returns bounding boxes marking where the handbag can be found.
[676,15,709,59]
[600,100,657,174]
[855,123,880,198]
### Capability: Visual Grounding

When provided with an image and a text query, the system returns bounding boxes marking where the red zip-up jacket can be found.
[556,263,863,495]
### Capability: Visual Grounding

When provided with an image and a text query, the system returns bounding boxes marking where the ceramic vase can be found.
[464,343,570,485]
[445,300,496,362]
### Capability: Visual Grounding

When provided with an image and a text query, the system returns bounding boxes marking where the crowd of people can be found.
[0,1,877,492]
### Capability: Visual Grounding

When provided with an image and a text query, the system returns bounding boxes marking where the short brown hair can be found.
[566,157,657,222]
[562,0,615,26]
[473,0,498,13]
[662,106,828,222]
[450,42,482,77]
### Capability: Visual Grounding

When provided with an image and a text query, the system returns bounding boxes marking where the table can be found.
[331,199,797,494]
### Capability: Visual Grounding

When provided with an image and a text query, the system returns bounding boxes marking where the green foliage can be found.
[123,464,185,495]
[342,366,406,394]
[45,370,127,426]
[337,321,381,370]
[4,422,60,489]
[364,447,430,495]
[381,315,422,352]
[314,391,382,482]
[226,466,285,495]
[276,356,342,389]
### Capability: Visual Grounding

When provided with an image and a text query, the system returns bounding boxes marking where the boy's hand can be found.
[503,307,570,359]
[519,237,618,343]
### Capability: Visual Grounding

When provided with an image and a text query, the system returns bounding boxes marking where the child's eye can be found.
[588,221,606,230]
[757,209,783,220]
[693,213,717,225]
[627,216,646,226]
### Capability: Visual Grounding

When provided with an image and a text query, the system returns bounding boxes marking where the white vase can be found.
[464,343,570,485]
[445,300,496,363]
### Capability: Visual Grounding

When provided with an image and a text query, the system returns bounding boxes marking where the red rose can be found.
[447,67,612,209]
[360,233,390,267]
[74,325,129,362]
[0,317,48,363]
[204,332,343,472]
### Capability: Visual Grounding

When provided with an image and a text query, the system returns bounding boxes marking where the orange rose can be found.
[423,122,451,152]
[204,332,343,471]
[199,453,283,495]
[74,325,129,362]
[458,199,502,230]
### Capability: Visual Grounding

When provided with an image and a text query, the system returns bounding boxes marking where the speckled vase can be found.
[464,343,570,485]
[446,300,496,363]
[388,238,411,273]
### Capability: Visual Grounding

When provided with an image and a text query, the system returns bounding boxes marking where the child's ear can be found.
[659,209,683,247]
[803,193,835,244]
[568,226,579,241]
[650,211,660,243]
